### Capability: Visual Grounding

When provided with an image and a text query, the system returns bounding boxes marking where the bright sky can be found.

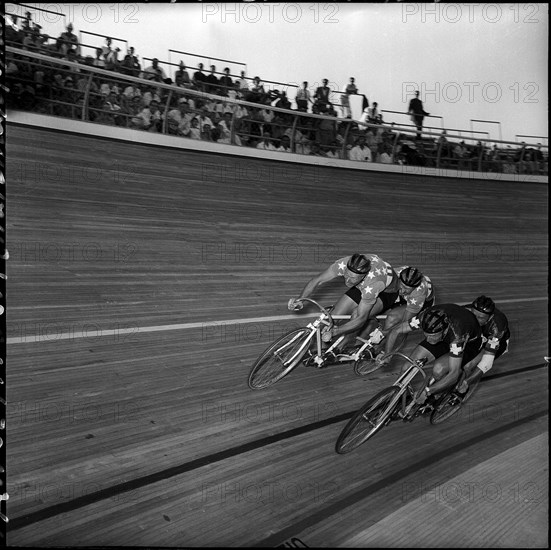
[7,2,549,143]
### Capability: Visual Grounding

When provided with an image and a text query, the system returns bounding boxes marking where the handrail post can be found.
[82,72,93,121]
[518,144,526,175]
[436,139,443,169]
[290,113,298,153]
[391,130,400,164]
[478,143,484,172]
[341,119,352,159]
[162,89,173,135]
[229,102,236,145]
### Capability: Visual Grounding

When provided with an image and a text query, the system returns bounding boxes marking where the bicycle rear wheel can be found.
[335,386,400,454]
[248,328,312,390]
[353,332,410,376]
[353,348,381,376]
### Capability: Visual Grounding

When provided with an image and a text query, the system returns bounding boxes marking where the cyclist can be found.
[388,303,483,405]
[373,266,435,364]
[287,253,397,351]
[456,295,510,397]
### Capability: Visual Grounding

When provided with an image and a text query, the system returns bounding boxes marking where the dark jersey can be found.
[410,303,482,359]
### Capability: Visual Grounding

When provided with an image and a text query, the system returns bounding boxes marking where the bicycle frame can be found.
[289,298,378,367]
[379,354,429,420]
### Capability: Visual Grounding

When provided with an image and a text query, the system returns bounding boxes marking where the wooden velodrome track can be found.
[6,124,548,547]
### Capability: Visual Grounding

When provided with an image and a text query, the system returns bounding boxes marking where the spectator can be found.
[314,78,331,113]
[105,90,123,125]
[174,61,192,89]
[201,123,215,142]
[295,81,312,112]
[349,135,372,162]
[56,22,79,56]
[121,46,141,77]
[317,112,337,146]
[22,25,42,52]
[377,143,393,164]
[367,102,383,124]
[365,128,377,150]
[236,70,249,96]
[205,65,219,95]
[408,90,430,140]
[247,76,266,104]
[259,107,274,134]
[142,85,161,107]
[65,48,81,68]
[166,98,194,136]
[326,140,342,159]
[218,67,233,96]
[93,48,106,69]
[6,14,23,45]
[470,141,485,171]
[256,133,277,151]
[138,99,162,132]
[122,83,142,100]
[102,38,120,71]
[197,109,214,132]
[277,135,292,153]
[143,58,166,83]
[193,63,206,91]
[217,122,240,145]
[275,91,291,110]
[503,155,517,174]
[437,130,450,159]
[188,118,201,140]
[341,77,358,118]
[95,100,117,126]
[453,140,467,169]
[218,112,233,135]
[125,95,144,126]
[309,142,327,157]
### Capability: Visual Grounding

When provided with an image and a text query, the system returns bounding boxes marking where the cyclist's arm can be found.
[296,266,338,301]
[384,318,414,353]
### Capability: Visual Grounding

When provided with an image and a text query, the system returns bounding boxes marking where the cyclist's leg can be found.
[411,339,448,396]
[399,342,436,375]
[332,288,361,316]
[358,292,395,340]
[381,303,410,355]
[462,350,484,380]
[329,287,362,352]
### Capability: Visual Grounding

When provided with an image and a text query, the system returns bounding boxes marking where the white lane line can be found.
[6,297,548,344]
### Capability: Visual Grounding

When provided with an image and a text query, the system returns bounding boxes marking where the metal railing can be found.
[5,47,548,178]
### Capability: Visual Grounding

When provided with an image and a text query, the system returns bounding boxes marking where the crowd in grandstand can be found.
[5,13,547,174]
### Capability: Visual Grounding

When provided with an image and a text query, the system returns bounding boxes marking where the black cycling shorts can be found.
[345,286,363,305]
[345,287,400,312]
[419,336,483,367]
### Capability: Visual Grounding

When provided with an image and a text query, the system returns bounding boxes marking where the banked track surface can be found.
[6,124,548,546]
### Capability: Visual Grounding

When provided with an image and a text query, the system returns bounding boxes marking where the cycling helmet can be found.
[471,295,495,315]
[422,308,448,334]
[346,253,371,275]
[399,266,423,288]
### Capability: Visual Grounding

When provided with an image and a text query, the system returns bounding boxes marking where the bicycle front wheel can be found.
[248,328,312,390]
[335,386,400,454]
